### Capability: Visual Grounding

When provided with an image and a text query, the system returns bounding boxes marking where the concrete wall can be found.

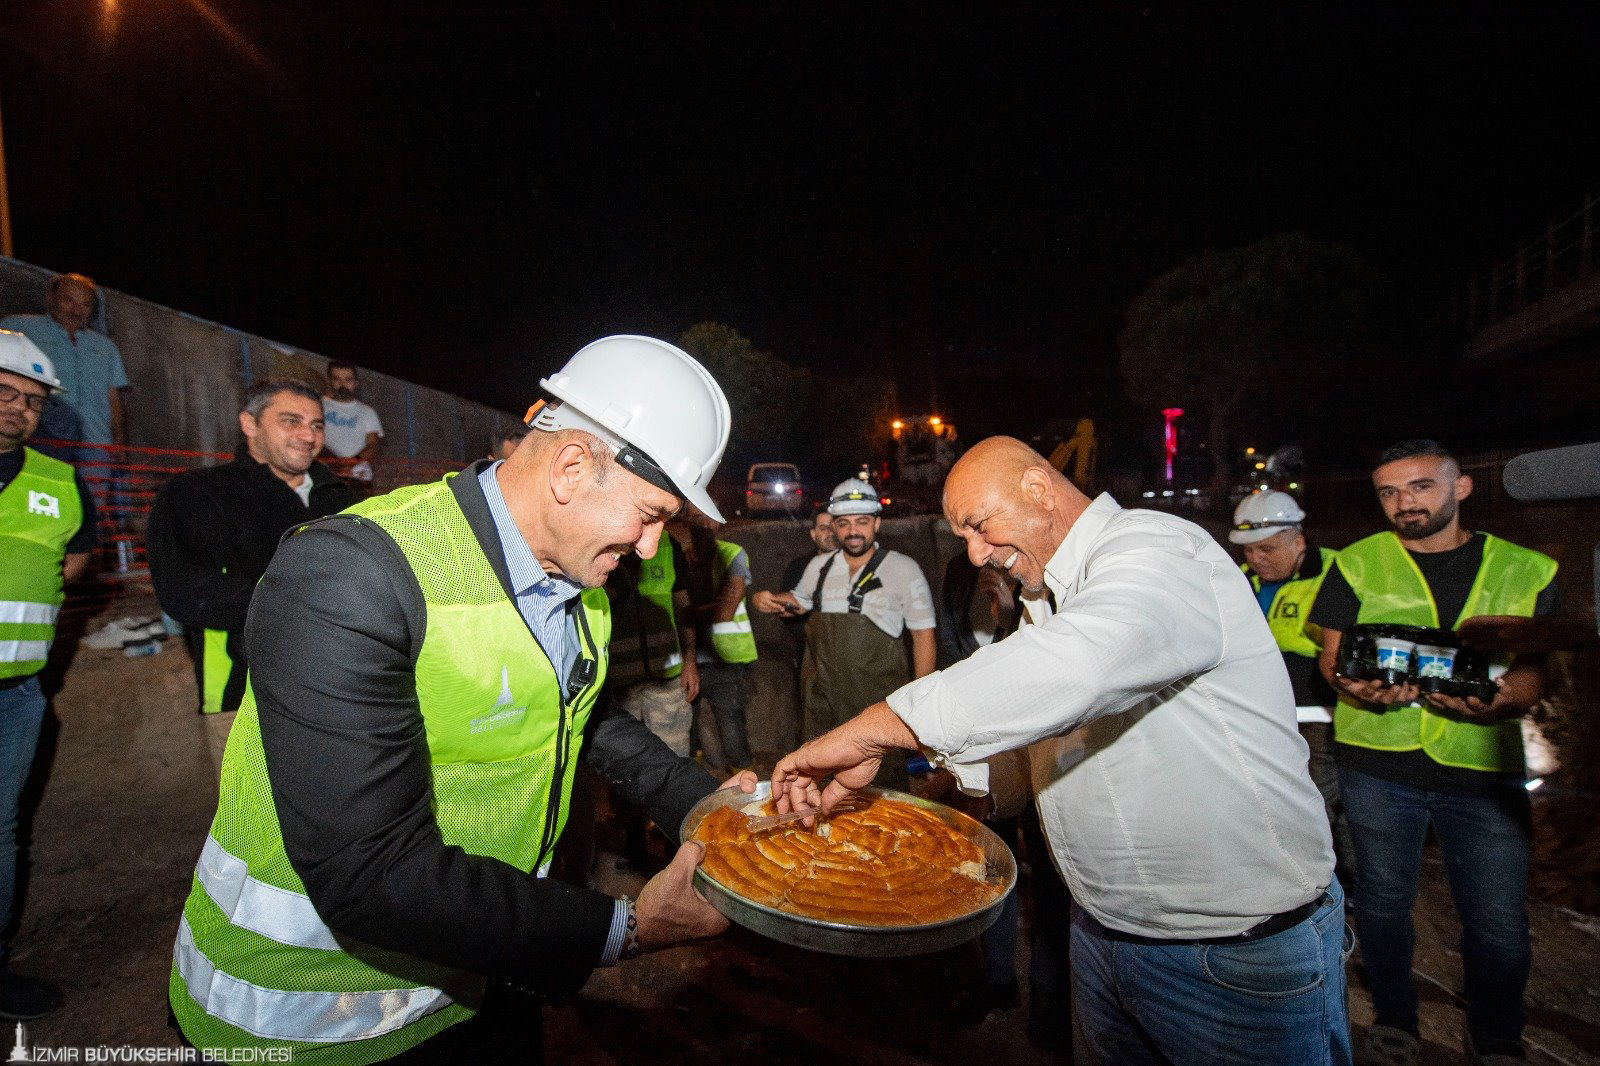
[0,255,522,459]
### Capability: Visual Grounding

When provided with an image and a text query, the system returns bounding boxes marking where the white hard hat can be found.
[0,330,63,393]
[532,335,732,522]
[1229,490,1306,544]
[827,478,881,516]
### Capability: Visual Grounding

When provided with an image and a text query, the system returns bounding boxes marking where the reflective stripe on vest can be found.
[709,540,758,664]
[0,601,59,626]
[0,448,82,679]
[174,915,449,1043]
[171,473,611,1058]
[1246,547,1335,660]
[196,834,341,951]
[608,529,682,682]
[1332,532,1557,773]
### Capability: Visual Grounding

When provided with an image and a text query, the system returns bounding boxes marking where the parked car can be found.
[744,462,806,515]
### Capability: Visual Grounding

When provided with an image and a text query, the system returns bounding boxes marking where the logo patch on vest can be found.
[469,666,528,735]
[1274,601,1300,618]
[27,491,60,519]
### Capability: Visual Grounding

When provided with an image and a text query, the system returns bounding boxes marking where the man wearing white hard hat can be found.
[1231,490,1354,893]
[751,478,936,789]
[170,336,754,1062]
[0,330,97,1021]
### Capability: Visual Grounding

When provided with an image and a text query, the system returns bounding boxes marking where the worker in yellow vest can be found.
[680,513,759,771]
[0,332,96,1021]
[1229,490,1355,890]
[605,527,699,756]
[169,336,754,1063]
[1310,440,1559,1066]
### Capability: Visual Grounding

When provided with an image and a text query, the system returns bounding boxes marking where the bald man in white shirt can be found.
[774,437,1348,1066]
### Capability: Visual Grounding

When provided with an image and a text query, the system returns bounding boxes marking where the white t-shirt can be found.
[321,398,384,458]
[789,546,936,639]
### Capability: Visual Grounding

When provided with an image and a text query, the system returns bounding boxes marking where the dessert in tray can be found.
[691,794,1005,926]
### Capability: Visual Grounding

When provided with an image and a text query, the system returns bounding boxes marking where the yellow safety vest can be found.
[1333,531,1556,773]
[1245,546,1337,661]
[709,539,758,664]
[607,529,682,683]
[170,473,609,1063]
[0,447,83,679]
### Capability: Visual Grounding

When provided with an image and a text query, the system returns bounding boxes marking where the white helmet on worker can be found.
[1229,490,1306,544]
[0,329,63,393]
[827,478,881,516]
[530,334,732,522]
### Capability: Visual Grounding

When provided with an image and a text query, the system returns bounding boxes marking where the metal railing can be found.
[1454,190,1600,332]
[33,439,464,623]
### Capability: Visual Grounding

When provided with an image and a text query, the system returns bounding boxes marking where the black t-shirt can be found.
[0,447,98,554]
[1309,532,1560,793]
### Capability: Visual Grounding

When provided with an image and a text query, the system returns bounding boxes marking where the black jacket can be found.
[245,461,718,994]
[146,445,356,634]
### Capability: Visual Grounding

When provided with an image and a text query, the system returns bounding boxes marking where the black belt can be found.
[1092,893,1328,947]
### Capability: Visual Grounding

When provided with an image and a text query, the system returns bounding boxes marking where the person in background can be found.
[777,508,836,743]
[147,379,355,768]
[752,478,936,790]
[0,333,95,1021]
[491,425,529,462]
[1,273,129,459]
[935,550,1074,1057]
[320,360,383,484]
[775,437,1345,1065]
[1311,440,1559,1066]
[682,513,759,772]
[605,527,700,757]
[1230,489,1355,893]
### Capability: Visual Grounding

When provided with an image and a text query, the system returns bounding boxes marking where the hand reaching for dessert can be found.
[772,701,919,821]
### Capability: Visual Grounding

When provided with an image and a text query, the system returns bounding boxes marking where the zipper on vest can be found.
[534,604,598,872]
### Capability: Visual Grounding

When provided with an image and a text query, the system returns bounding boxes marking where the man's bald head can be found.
[943,436,1090,594]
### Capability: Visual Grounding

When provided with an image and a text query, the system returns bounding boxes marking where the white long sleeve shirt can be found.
[888,494,1334,938]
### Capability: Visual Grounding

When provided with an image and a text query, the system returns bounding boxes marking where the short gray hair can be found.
[244,377,322,419]
[531,424,615,481]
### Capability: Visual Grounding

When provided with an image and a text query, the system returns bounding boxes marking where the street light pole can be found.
[0,93,13,257]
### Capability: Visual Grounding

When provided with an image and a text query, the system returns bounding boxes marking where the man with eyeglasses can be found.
[0,330,97,1021]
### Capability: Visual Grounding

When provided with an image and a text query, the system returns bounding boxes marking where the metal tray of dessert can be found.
[680,781,1017,957]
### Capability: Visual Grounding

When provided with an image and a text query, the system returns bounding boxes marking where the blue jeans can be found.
[1071,880,1350,1065]
[1340,767,1530,1051]
[0,677,47,960]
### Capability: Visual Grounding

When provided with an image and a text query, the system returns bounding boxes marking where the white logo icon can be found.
[26,491,59,520]
[468,666,527,735]
[7,1021,29,1062]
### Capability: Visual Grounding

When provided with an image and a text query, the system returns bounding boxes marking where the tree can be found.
[1118,232,1379,491]
[677,322,813,467]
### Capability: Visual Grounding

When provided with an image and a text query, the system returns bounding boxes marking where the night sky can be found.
[5,2,1600,455]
